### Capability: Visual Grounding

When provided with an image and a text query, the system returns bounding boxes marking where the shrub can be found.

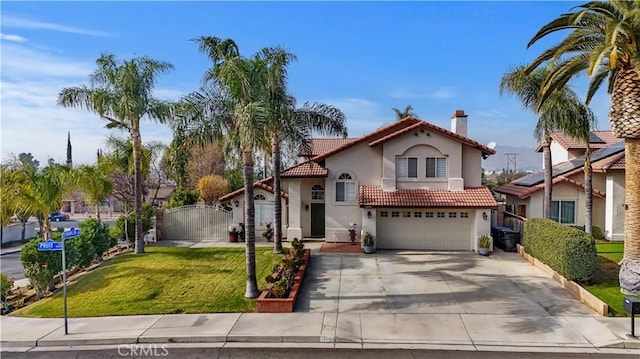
[571,225,605,240]
[262,222,273,242]
[23,262,52,299]
[20,237,63,274]
[0,273,14,302]
[79,218,113,261]
[112,203,154,242]
[166,188,199,208]
[524,218,597,282]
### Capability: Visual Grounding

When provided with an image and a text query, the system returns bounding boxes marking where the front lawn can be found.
[13,246,282,318]
[583,241,639,316]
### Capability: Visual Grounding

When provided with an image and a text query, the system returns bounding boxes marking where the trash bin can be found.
[502,228,520,252]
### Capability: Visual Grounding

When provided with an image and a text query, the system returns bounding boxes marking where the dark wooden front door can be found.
[310,203,325,237]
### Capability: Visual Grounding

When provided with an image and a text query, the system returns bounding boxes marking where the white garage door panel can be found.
[377,208,472,250]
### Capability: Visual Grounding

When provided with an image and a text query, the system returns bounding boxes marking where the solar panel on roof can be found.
[589,132,605,143]
[514,141,624,187]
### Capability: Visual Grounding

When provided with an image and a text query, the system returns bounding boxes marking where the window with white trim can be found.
[254,194,274,226]
[380,211,389,217]
[426,157,447,178]
[551,200,576,224]
[254,194,266,200]
[397,157,418,178]
[437,212,445,218]
[425,212,434,218]
[335,173,356,202]
[391,211,400,217]
[460,212,469,218]
[311,184,324,200]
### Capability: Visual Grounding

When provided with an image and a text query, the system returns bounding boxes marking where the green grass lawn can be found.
[13,246,282,318]
[583,241,639,316]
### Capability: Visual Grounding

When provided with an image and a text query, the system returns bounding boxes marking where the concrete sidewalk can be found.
[1,313,638,355]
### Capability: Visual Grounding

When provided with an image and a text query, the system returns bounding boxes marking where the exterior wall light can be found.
[482,212,488,220]
[234,200,239,207]
[305,204,309,211]
[367,210,372,219]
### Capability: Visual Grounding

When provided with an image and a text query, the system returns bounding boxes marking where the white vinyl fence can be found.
[163,205,231,241]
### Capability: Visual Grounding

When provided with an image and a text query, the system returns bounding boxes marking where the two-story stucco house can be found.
[495,132,625,241]
[221,110,498,252]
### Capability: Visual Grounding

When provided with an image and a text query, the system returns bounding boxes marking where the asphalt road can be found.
[0,252,24,280]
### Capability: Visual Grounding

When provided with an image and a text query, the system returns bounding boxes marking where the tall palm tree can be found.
[500,65,595,219]
[58,54,173,254]
[259,46,348,253]
[392,105,417,120]
[75,164,113,221]
[180,36,268,298]
[524,0,640,294]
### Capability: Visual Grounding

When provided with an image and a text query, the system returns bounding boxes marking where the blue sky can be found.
[1,1,612,166]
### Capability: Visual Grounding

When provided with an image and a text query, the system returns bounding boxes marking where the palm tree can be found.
[58,54,173,254]
[392,105,417,120]
[75,164,113,221]
[179,36,268,298]
[259,47,348,253]
[500,65,594,219]
[524,0,640,294]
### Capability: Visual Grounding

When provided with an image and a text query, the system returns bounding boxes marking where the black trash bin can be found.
[501,228,520,252]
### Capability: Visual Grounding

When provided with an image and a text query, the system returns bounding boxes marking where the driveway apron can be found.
[296,250,598,316]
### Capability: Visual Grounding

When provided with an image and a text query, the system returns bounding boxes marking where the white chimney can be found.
[451,109,468,137]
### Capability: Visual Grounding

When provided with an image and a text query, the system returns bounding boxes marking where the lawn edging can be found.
[517,244,608,316]
[256,249,311,313]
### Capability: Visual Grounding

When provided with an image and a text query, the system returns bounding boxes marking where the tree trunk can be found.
[95,204,101,222]
[20,221,26,242]
[272,136,283,254]
[542,134,553,219]
[243,148,259,298]
[131,120,145,254]
[584,144,592,235]
[43,218,52,240]
[620,138,640,294]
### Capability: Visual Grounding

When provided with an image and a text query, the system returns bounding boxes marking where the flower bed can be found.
[257,239,310,313]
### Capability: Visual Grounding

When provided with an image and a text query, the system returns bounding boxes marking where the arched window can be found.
[253,193,273,226]
[336,173,356,202]
[254,194,266,201]
[311,184,324,200]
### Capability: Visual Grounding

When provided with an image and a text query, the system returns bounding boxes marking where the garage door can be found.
[377,208,473,250]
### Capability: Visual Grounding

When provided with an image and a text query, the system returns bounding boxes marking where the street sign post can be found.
[38,227,81,335]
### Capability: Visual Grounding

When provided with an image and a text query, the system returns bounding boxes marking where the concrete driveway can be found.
[296,250,598,316]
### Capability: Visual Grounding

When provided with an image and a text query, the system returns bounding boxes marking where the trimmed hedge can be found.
[524,218,597,282]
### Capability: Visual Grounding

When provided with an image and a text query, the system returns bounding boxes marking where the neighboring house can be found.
[146,184,176,207]
[536,131,619,168]
[495,139,625,241]
[220,110,498,251]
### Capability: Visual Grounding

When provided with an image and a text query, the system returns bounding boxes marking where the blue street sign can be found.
[37,239,63,251]
[62,227,81,240]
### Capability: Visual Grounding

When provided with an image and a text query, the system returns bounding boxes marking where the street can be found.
[0,252,24,280]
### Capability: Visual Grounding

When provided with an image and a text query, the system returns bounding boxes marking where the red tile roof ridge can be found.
[219,176,288,202]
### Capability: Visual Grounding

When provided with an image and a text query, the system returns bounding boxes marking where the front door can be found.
[310,203,325,237]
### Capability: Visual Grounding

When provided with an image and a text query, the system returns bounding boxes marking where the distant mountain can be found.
[482,145,541,172]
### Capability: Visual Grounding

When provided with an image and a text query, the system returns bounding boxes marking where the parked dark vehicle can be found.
[48,213,69,222]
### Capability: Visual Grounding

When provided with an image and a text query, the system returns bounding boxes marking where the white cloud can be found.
[388,89,425,99]
[0,33,27,42]
[1,43,93,79]
[427,88,456,100]
[2,15,111,37]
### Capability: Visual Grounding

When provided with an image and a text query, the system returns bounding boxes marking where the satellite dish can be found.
[487,141,497,150]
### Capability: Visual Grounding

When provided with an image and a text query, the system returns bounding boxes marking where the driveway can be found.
[296,250,598,316]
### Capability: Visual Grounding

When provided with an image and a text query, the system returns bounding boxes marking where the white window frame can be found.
[311,184,324,200]
[335,173,356,203]
[397,157,418,178]
[551,200,576,224]
[426,157,447,178]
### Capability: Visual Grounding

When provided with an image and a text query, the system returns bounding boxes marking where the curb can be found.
[0,248,22,256]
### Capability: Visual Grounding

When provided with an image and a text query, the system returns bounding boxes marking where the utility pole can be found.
[505,153,518,181]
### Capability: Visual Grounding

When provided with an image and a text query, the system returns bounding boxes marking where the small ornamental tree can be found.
[197,175,228,205]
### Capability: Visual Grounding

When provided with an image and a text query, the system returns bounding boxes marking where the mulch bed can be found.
[320,242,363,254]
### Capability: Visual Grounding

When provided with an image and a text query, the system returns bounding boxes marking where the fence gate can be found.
[163,205,231,241]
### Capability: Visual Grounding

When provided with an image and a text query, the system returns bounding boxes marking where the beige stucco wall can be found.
[381,130,462,191]
[229,188,287,239]
[547,141,569,167]
[462,146,482,187]
[606,172,625,241]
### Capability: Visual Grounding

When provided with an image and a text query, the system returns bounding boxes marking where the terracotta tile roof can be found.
[313,117,421,161]
[494,175,605,199]
[359,186,498,208]
[219,177,288,202]
[280,161,328,178]
[535,131,621,152]
[592,152,625,171]
[368,121,496,155]
[300,138,358,157]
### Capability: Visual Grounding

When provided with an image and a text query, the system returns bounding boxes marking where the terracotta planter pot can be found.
[257,249,311,313]
[228,233,238,243]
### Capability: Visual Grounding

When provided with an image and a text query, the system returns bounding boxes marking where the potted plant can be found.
[262,222,274,242]
[229,225,240,243]
[348,222,358,245]
[362,232,375,254]
[478,234,491,256]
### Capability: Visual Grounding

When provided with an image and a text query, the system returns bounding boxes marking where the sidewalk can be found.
[0,243,24,256]
[1,313,638,355]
